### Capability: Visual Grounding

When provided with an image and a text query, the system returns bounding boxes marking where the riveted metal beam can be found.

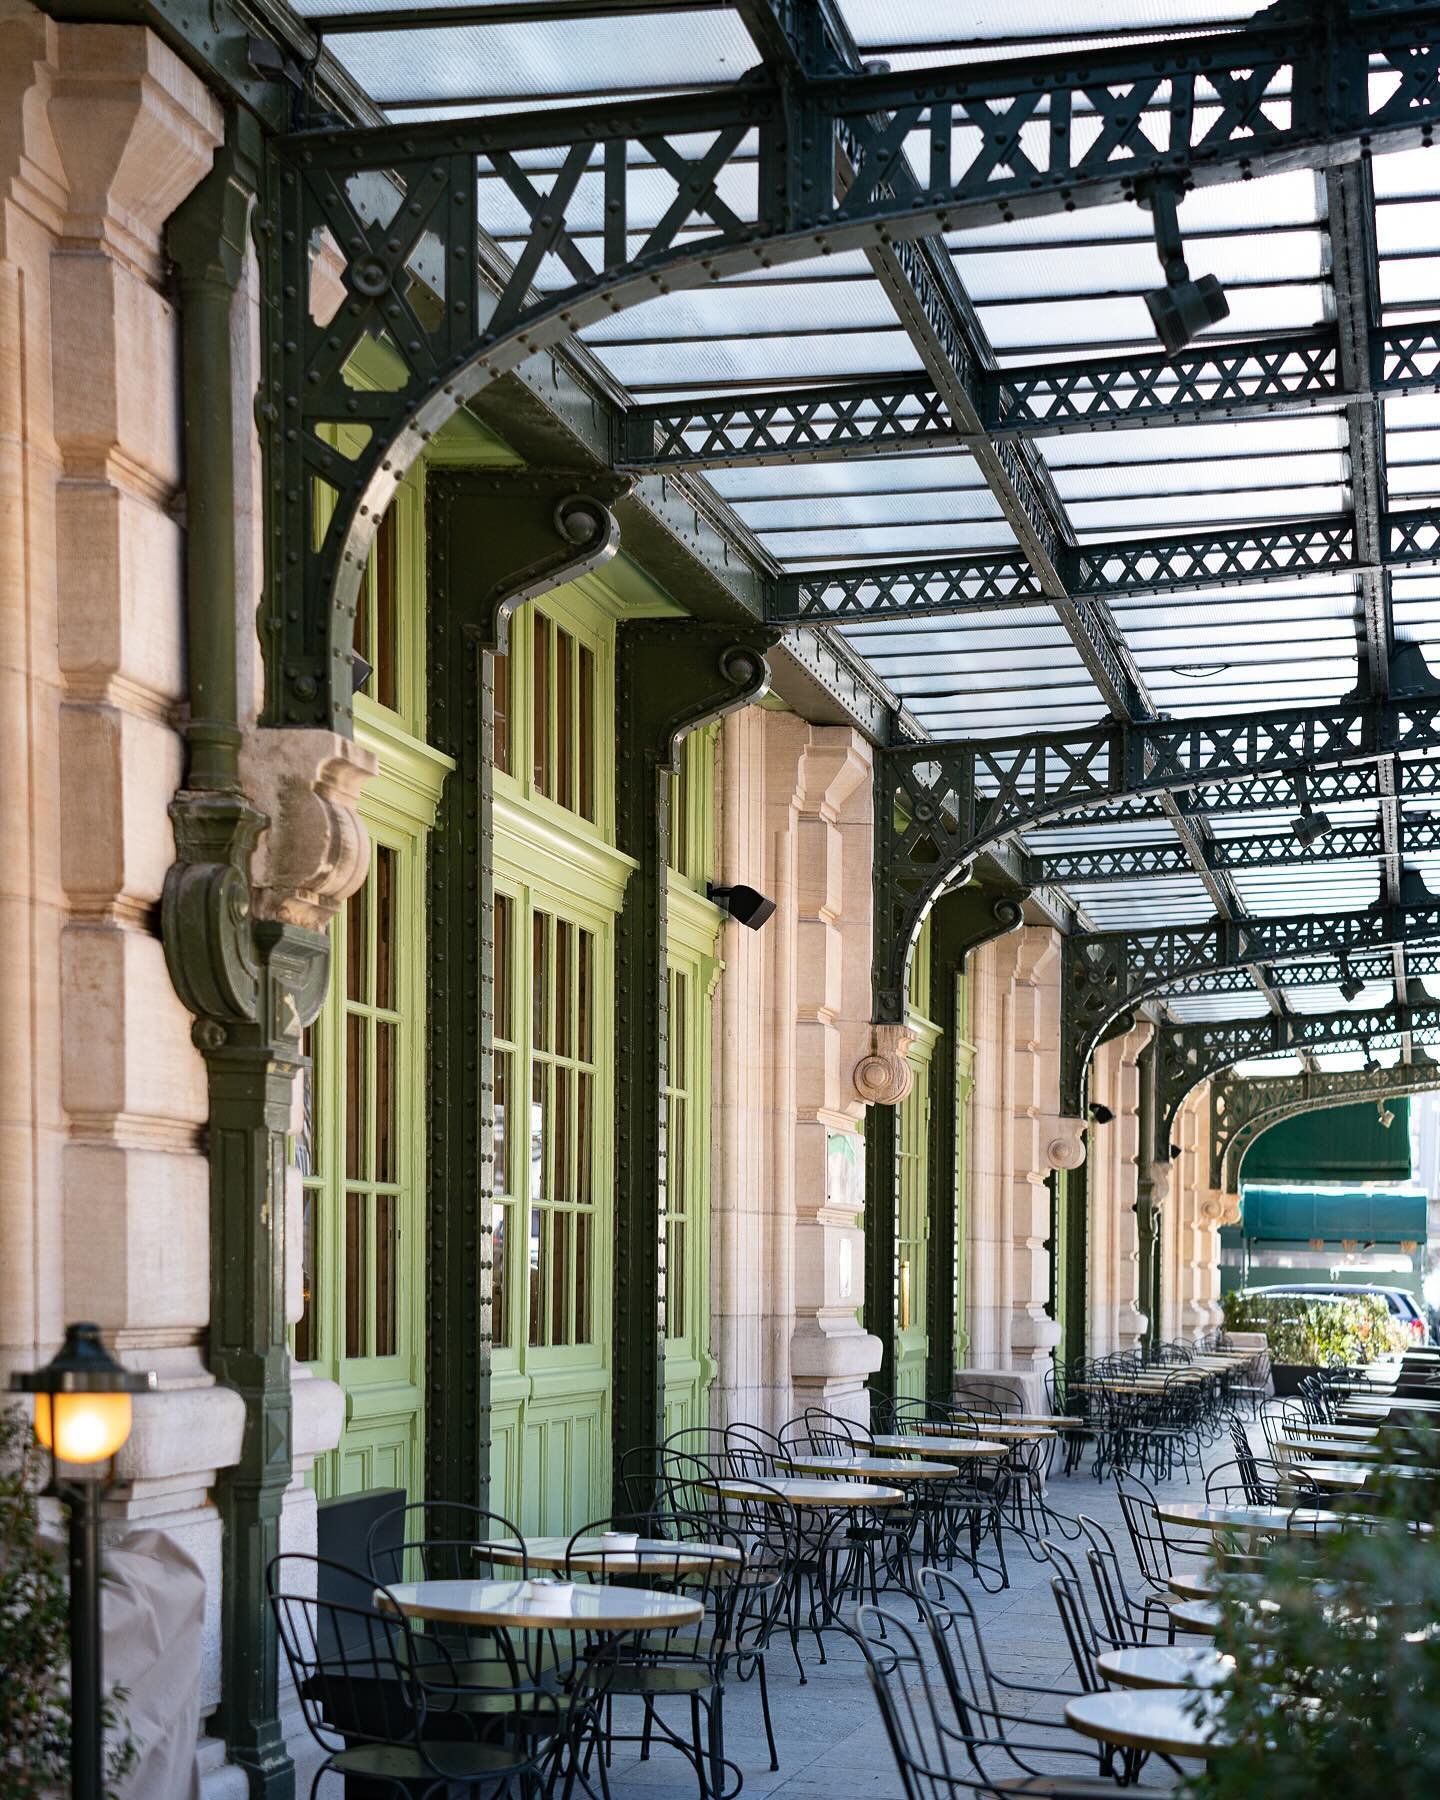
[1062,879,1440,1113]
[1155,997,1440,1160]
[263,8,1440,733]
[777,507,1440,624]
[617,322,1440,470]
[1210,1057,1440,1192]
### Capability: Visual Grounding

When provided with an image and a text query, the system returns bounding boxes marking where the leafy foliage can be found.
[1221,1288,1410,1365]
[0,1403,137,1797]
[1192,1423,1440,1799]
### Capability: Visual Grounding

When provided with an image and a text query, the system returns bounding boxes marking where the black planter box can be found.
[1271,1362,1317,1398]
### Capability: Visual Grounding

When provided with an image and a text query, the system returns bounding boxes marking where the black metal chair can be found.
[860,1594,1165,1798]
[269,1552,563,1798]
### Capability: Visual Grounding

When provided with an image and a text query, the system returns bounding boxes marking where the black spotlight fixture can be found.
[1338,955,1364,1003]
[1377,1101,1396,1129]
[708,882,776,932]
[1139,177,1229,356]
[1289,770,1333,849]
[1087,1102,1115,1126]
[1363,1045,1381,1073]
[1168,1142,1183,1161]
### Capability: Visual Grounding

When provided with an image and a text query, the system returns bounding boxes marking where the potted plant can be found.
[1221,1290,1409,1394]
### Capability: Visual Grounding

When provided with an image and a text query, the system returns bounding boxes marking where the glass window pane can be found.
[297,1028,318,1177]
[575,1210,591,1346]
[666,1217,685,1341]
[578,644,595,821]
[576,1070,593,1207]
[528,1205,544,1347]
[295,1186,318,1363]
[556,921,571,1059]
[557,626,573,812]
[375,1020,396,1184]
[491,1202,507,1350]
[531,1060,547,1201]
[532,911,550,1053]
[556,1066,572,1206]
[494,1048,511,1197]
[375,1191,397,1356]
[374,505,397,712]
[492,649,511,775]
[345,1190,366,1358]
[533,616,551,794]
[577,928,592,1062]
[346,882,368,1002]
[495,891,512,1040]
[375,845,396,1011]
[345,1013,367,1181]
[552,1210,570,1345]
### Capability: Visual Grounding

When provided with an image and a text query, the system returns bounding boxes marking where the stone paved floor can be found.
[600,1435,1234,1800]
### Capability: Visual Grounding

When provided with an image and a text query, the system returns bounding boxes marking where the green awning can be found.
[1239,1100,1412,1187]
[1239,1185,1427,1245]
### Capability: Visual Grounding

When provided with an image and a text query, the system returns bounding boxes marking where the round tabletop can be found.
[1156,1500,1351,1535]
[1278,1437,1385,1460]
[775,1453,956,1481]
[376,1578,704,1633]
[700,1477,905,1509]
[1292,1462,1371,1489]
[488,1535,741,1575]
[1065,1690,1224,1758]
[871,1434,1009,1460]
[1169,1599,1222,1636]
[1097,1645,1231,1691]
[922,1422,1057,1441]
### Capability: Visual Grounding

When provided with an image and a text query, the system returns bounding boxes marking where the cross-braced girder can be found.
[1155,1000,1440,1156]
[262,8,1440,730]
[776,508,1440,623]
[1061,884,1440,1113]
[618,321,1440,471]
[873,684,1440,1019]
[1210,1060,1440,1191]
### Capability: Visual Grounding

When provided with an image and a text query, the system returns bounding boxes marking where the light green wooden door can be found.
[894,1057,931,1403]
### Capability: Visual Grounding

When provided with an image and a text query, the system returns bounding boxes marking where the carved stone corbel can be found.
[853,1022,918,1106]
[1043,1116,1088,1172]
[239,729,378,930]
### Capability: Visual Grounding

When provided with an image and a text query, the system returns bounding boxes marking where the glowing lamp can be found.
[11,1323,154,1800]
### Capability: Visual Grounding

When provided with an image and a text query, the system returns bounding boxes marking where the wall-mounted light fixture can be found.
[1339,955,1364,1003]
[1087,1102,1115,1125]
[707,882,776,931]
[1138,177,1230,355]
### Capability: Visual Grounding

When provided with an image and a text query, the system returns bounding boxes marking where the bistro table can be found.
[376,1576,704,1633]
[775,1453,956,1482]
[1097,1645,1230,1691]
[1169,1599,1222,1636]
[489,1535,742,1576]
[1277,1435,1387,1460]
[1156,1500,1353,1536]
[698,1477,904,1510]
[908,1421,1058,1442]
[870,1433,1008,1461]
[1065,1690,1225,1759]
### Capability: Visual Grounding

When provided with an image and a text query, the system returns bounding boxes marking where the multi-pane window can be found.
[664,966,692,1342]
[668,726,716,884]
[532,614,596,821]
[292,843,404,1367]
[353,505,399,712]
[896,1067,929,1336]
[492,887,600,1352]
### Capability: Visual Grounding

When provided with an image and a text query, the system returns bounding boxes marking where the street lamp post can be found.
[10,1323,155,1800]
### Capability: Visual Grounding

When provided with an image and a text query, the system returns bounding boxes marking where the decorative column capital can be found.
[239,729,378,931]
[853,1022,917,1106]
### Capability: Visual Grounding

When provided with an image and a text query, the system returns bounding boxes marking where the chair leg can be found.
[756,1654,779,1772]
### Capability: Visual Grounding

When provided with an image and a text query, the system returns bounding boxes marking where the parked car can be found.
[1240,1282,1430,1343]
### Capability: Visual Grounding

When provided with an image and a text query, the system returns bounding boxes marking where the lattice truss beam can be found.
[873,679,1440,1019]
[265,7,1440,729]
[1209,1060,1440,1191]
[620,323,1440,470]
[1060,880,1440,1113]
[1155,999,1440,1156]
[774,508,1440,622]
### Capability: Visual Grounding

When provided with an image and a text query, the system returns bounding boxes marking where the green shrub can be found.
[1222,1288,1410,1364]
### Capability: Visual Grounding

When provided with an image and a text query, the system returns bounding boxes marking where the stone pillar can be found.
[958,925,1083,1412]
[1162,1084,1225,1340]
[712,709,883,1431]
[0,6,252,1757]
[1086,1022,1153,1356]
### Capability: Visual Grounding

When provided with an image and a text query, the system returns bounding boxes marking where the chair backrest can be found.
[723,1420,783,1478]
[367,1500,527,1586]
[268,1553,423,1755]
[655,1445,723,1521]
[1049,1571,1103,1694]
[1073,1516,1147,1648]
[858,1604,974,1800]
[915,1566,1014,1731]
[1114,1472,1174,1585]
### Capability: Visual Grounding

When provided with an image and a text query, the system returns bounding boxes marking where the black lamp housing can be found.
[11,1320,155,1406]
[1087,1102,1115,1126]
[1139,178,1230,356]
[708,882,776,931]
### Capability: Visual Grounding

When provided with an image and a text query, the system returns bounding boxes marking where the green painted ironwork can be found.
[1209,1059,1440,1192]
[1155,998,1440,1162]
[1060,878,1440,1113]
[873,644,1440,1021]
[612,622,774,1507]
[424,470,626,1511]
[867,880,1026,1401]
[618,323,1440,471]
[257,10,1440,734]
[1134,1041,1161,1360]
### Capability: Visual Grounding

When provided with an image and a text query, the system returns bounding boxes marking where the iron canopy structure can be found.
[263,0,1440,1104]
